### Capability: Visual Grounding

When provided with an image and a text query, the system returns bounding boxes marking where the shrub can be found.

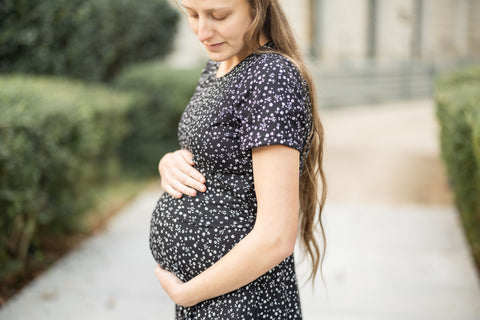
[0,75,134,280]
[113,61,202,176]
[0,0,179,81]
[435,66,480,268]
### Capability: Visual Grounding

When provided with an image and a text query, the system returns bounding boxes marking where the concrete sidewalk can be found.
[1,187,480,320]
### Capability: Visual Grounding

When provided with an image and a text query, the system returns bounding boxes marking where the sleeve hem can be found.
[241,139,303,153]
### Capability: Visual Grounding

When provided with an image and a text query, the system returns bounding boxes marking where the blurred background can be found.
[1,0,480,319]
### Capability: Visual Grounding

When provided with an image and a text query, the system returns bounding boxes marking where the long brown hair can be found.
[171,0,327,282]
[245,0,327,282]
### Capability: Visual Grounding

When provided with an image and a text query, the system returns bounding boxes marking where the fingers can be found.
[159,150,207,198]
[168,153,206,192]
[178,149,195,166]
[162,184,183,199]
[154,265,191,307]
[176,169,206,192]
[168,174,199,197]
[154,264,163,279]
[174,157,206,186]
[155,265,174,284]
[176,150,206,184]
[154,265,176,296]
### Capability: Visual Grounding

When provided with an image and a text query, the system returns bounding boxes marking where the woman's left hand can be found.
[154,265,197,307]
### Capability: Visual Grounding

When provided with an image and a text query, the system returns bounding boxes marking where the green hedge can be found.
[0,62,202,282]
[0,75,134,279]
[0,0,178,81]
[435,66,480,268]
[114,61,202,176]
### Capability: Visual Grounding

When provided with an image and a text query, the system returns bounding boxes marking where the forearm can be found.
[180,223,296,306]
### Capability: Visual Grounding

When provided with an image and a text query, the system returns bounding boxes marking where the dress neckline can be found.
[212,42,275,82]
[213,54,254,81]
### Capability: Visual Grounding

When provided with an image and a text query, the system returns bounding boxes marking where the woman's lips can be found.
[205,42,224,50]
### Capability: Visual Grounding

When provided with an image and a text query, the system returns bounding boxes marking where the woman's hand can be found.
[154,265,197,307]
[159,150,206,198]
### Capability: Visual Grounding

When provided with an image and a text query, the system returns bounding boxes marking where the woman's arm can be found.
[155,144,300,307]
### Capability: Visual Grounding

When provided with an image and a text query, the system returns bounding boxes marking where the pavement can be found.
[1,99,480,320]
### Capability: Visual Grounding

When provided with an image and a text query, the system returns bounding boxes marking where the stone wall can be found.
[376,0,415,63]
[321,0,370,65]
[307,0,480,66]
[423,0,464,61]
[468,0,480,57]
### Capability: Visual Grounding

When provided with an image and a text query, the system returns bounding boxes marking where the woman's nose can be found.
[196,18,214,42]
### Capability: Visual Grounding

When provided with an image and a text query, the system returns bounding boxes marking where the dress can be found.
[149,46,312,319]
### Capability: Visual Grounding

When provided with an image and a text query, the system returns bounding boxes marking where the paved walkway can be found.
[1,100,480,319]
[321,99,452,206]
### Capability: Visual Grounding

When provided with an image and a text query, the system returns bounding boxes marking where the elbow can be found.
[252,227,296,263]
[280,237,296,259]
[269,233,297,262]
[252,217,298,262]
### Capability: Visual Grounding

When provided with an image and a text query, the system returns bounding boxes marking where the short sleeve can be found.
[238,55,311,153]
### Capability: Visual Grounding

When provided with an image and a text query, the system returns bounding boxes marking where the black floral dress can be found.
[150,46,312,319]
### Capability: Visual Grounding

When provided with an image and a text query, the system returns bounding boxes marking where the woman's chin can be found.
[207,52,227,62]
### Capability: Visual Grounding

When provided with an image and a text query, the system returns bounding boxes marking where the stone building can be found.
[287,0,480,65]
[168,0,480,106]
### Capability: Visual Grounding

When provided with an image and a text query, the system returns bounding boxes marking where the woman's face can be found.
[181,0,254,65]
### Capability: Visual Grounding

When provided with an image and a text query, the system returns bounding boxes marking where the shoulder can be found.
[238,52,311,114]
[246,52,305,90]
[252,52,299,73]
[241,52,308,100]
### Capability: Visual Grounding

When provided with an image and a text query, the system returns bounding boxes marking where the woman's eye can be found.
[212,14,227,21]
[186,10,198,19]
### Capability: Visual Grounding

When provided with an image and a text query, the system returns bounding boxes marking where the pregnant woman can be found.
[149,0,327,318]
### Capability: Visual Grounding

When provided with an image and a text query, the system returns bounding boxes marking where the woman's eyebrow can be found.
[180,3,231,13]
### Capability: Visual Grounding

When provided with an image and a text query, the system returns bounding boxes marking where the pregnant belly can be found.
[149,193,254,282]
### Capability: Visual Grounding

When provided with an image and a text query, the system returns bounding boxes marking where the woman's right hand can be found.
[158,150,206,198]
